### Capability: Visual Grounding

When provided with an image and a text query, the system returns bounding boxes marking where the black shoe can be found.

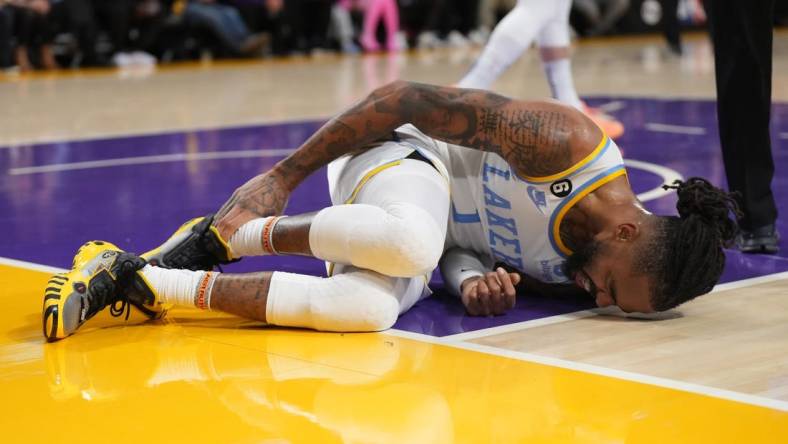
[667,40,683,56]
[141,214,237,271]
[736,224,780,254]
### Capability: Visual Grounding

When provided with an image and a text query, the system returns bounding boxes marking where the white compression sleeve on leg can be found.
[537,0,581,109]
[542,58,582,110]
[309,159,449,278]
[458,1,550,88]
[266,270,402,332]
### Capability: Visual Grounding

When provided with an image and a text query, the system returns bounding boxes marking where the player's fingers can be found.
[465,285,482,316]
[484,272,505,314]
[510,272,521,286]
[494,268,516,313]
[462,283,479,316]
[216,207,255,242]
[485,272,502,295]
[476,281,492,316]
[497,267,516,297]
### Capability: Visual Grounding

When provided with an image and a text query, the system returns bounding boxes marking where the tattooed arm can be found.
[214,81,602,239]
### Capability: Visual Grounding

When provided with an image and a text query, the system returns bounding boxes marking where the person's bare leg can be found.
[539,45,570,61]
[269,214,314,255]
[41,44,59,70]
[210,272,273,322]
[15,46,32,72]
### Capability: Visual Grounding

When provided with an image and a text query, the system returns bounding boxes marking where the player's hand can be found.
[460,267,521,316]
[214,168,290,240]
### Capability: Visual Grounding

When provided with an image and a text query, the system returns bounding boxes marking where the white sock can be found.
[140,265,219,309]
[542,57,583,110]
[228,216,284,259]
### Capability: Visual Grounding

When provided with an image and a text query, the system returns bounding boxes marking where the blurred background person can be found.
[357,0,400,52]
[175,0,268,57]
[660,0,682,54]
[704,0,780,253]
[458,0,625,138]
[474,0,515,43]
[572,0,630,36]
[330,0,360,54]
[0,1,14,69]
[8,0,58,71]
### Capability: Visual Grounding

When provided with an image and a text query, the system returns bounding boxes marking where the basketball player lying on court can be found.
[42,81,740,341]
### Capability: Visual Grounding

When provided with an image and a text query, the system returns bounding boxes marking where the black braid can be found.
[661,177,740,246]
[640,178,740,311]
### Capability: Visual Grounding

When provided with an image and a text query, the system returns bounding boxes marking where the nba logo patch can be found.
[527,186,548,214]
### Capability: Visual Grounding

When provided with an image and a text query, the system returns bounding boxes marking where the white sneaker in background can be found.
[446,31,469,48]
[393,31,409,51]
[468,27,490,45]
[112,52,134,67]
[131,51,157,67]
[417,31,443,49]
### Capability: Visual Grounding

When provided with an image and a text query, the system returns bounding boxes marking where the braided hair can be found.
[638,178,740,311]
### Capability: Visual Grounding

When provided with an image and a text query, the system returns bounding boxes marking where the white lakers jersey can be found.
[395,124,627,285]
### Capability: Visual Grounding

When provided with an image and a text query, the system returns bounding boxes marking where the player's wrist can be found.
[460,274,483,293]
[270,163,301,192]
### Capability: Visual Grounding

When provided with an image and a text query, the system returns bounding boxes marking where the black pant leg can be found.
[12,6,35,47]
[448,0,478,35]
[57,0,101,64]
[93,0,133,52]
[707,0,777,230]
[0,7,13,67]
[661,0,680,47]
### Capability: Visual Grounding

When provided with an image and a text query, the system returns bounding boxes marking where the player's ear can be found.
[615,223,639,242]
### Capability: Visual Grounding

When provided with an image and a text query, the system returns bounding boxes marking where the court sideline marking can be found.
[0,118,325,149]
[7,149,298,175]
[440,270,788,342]
[385,327,788,413]
[3,255,787,413]
[644,122,707,135]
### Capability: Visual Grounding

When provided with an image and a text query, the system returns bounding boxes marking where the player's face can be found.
[564,240,654,313]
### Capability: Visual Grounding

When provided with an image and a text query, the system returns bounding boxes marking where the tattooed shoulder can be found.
[477,107,574,177]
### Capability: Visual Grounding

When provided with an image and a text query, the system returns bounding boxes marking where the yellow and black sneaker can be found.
[142,213,236,271]
[42,241,163,342]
